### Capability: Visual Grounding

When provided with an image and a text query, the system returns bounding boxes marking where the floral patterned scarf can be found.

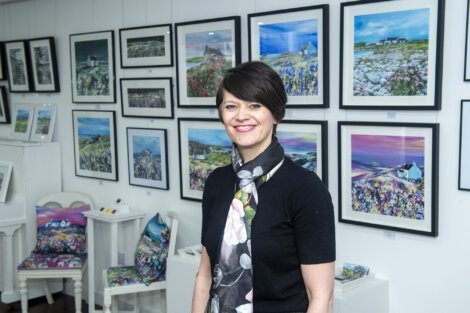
[207,138,284,313]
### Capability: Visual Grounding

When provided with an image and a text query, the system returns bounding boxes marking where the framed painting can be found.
[119,24,173,68]
[0,86,10,124]
[0,161,13,203]
[70,31,116,103]
[248,5,329,108]
[277,120,328,185]
[178,118,231,201]
[5,40,32,92]
[175,16,241,108]
[127,127,169,190]
[72,110,118,181]
[338,121,439,236]
[0,42,6,81]
[459,100,470,190]
[29,103,56,142]
[120,77,173,119]
[340,0,444,110]
[10,104,34,141]
[28,37,60,92]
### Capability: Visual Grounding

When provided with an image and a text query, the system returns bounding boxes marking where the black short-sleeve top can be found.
[201,157,336,313]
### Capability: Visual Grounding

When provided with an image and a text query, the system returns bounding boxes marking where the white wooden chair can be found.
[17,192,93,313]
[102,216,178,313]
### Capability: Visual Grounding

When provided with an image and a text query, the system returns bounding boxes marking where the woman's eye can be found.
[249,103,262,110]
[224,104,237,111]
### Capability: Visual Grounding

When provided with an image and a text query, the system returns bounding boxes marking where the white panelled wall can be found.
[0,0,469,312]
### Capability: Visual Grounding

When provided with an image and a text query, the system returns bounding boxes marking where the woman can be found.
[192,61,335,313]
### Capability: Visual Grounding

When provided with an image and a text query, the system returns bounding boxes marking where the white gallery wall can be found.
[0,0,469,312]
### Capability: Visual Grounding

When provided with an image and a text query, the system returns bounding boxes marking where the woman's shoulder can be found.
[280,157,322,185]
[206,164,234,184]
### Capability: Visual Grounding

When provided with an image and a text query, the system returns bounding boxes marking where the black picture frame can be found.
[277,120,328,186]
[339,0,445,110]
[69,30,116,103]
[72,110,118,181]
[120,77,174,119]
[0,42,7,81]
[4,40,33,92]
[248,5,329,108]
[126,127,169,190]
[28,37,60,92]
[465,0,470,81]
[0,86,10,124]
[338,121,439,236]
[119,24,173,68]
[459,100,470,190]
[175,16,241,108]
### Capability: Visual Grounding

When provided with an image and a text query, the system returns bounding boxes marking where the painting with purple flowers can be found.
[339,122,439,236]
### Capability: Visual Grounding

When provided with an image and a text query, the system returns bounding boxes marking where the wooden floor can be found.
[0,292,89,313]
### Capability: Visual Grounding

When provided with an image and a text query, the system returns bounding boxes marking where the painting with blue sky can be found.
[77,117,110,139]
[77,117,112,173]
[278,131,318,173]
[133,135,160,156]
[188,128,231,147]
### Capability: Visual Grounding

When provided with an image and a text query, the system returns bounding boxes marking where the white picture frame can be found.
[10,104,34,141]
[0,161,13,203]
[29,103,56,142]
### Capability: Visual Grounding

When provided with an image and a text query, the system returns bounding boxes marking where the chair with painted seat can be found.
[102,214,178,313]
[17,192,93,313]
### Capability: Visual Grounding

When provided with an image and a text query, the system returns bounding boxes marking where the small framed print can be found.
[175,16,241,108]
[0,161,13,203]
[0,86,10,124]
[10,104,34,141]
[277,120,328,186]
[127,127,169,190]
[0,42,7,80]
[178,118,231,201]
[70,30,116,103]
[340,0,445,110]
[72,110,118,181]
[5,40,32,92]
[29,103,56,143]
[338,121,439,236]
[120,77,173,119]
[459,100,470,190]
[248,5,329,107]
[119,24,173,68]
[28,37,60,92]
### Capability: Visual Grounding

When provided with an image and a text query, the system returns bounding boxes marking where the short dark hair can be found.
[216,61,287,124]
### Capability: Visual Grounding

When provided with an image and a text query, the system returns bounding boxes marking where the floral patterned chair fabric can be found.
[17,253,87,270]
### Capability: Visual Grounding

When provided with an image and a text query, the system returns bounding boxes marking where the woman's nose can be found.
[236,105,250,120]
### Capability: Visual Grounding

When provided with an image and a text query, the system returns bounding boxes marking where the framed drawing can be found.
[340,0,444,110]
[70,30,116,103]
[459,100,470,190]
[277,120,328,185]
[178,118,231,201]
[0,161,13,203]
[0,42,6,80]
[338,121,439,236]
[175,16,241,108]
[72,110,118,181]
[248,5,329,108]
[119,24,173,68]
[28,37,60,92]
[5,40,32,92]
[127,127,169,190]
[10,104,34,141]
[29,103,56,142]
[120,77,173,119]
[0,86,10,124]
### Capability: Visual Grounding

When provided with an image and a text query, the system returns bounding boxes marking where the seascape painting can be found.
[278,131,318,173]
[74,39,110,96]
[14,109,29,133]
[77,117,112,173]
[353,8,430,96]
[34,110,52,135]
[132,134,162,182]
[351,134,425,220]
[9,48,26,85]
[33,46,52,84]
[185,29,233,98]
[260,19,319,97]
[128,88,165,108]
[187,128,231,191]
[127,35,165,58]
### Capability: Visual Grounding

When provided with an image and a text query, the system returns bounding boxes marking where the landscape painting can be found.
[353,8,430,97]
[127,128,168,189]
[128,88,166,108]
[33,45,52,85]
[30,104,56,142]
[14,109,30,133]
[279,130,318,167]
[28,37,60,92]
[73,110,117,181]
[34,109,52,135]
[259,19,319,97]
[9,48,26,86]
[127,35,165,58]
[10,105,34,140]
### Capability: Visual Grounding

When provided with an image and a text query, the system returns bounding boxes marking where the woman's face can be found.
[220,90,277,161]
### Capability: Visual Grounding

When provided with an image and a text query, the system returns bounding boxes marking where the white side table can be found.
[166,254,200,313]
[0,218,26,303]
[333,277,389,313]
[84,210,146,313]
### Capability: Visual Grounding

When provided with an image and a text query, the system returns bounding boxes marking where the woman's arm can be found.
[301,261,335,313]
[191,246,212,313]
